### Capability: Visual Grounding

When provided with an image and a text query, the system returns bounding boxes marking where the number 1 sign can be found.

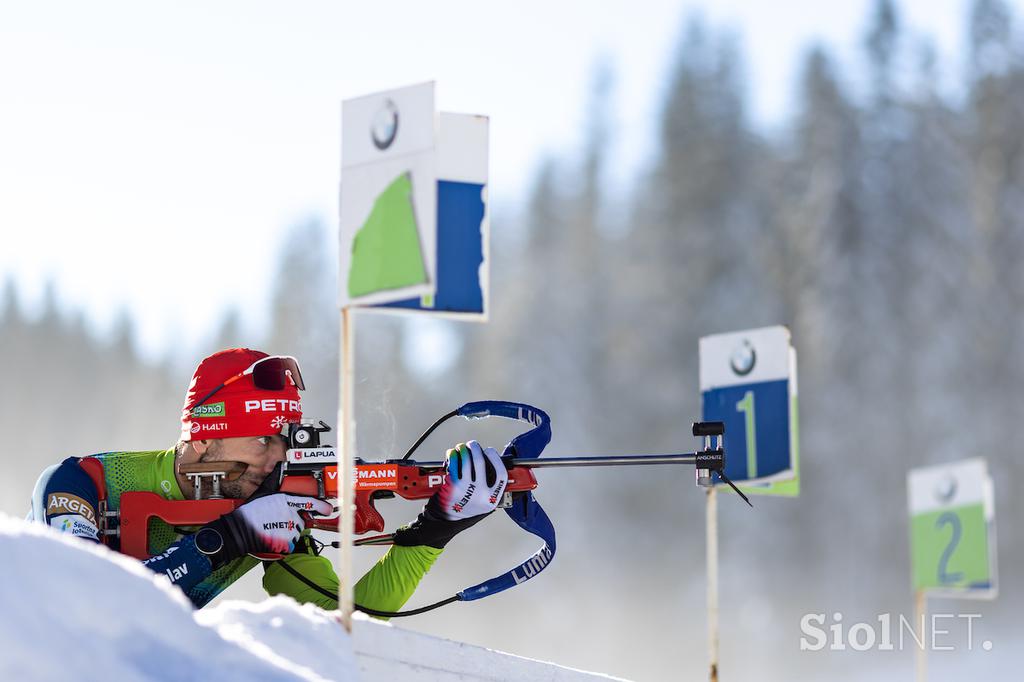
[699,326,799,496]
[907,459,997,598]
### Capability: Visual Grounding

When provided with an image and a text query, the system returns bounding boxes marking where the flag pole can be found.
[914,590,927,682]
[338,305,356,632]
[707,485,719,682]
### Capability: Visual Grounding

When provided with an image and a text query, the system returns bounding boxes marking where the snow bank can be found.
[198,599,357,680]
[1,514,622,681]
[352,617,626,681]
[0,514,355,681]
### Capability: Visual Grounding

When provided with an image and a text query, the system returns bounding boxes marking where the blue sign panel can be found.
[702,379,791,482]
[381,180,485,314]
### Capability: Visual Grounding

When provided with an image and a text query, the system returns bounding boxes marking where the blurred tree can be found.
[864,0,900,104]
[964,0,1024,572]
[211,306,245,353]
[464,156,566,401]
[0,276,20,324]
[0,282,179,515]
[264,217,340,423]
[970,0,1012,76]
[622,16,764,442]
[764,44,868,602]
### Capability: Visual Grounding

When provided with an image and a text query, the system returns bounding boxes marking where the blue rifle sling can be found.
[458,491,556,601]
[457,400,551,460]
[454,401,557,601]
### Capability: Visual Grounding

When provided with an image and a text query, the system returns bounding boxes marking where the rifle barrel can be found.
[512,454,699,468]
[412,453,699,469]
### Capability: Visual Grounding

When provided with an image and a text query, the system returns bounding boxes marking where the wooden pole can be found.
[707,486,719,682]
[914,590,927,682]
[338,306,356,632]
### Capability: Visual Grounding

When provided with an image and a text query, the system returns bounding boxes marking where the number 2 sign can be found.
[907,459,997,598]
[699,326,799,496]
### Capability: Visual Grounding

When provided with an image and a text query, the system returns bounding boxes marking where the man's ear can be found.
[191,440,210,456]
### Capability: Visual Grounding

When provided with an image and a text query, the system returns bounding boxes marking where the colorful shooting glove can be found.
[393,440,508,549]
[198,493,333,568]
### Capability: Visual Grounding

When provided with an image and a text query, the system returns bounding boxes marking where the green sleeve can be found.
[262,542,443,619]
[353,544,443,617]
[263,552,340,610]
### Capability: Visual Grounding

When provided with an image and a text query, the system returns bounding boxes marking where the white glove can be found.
[208,493,334,559]
[434,440,508,520]
[391,440,509,549]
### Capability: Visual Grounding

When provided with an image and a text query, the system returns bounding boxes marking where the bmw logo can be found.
[730,340,756,376]
[934,474,957,504]
[371,99,399,150]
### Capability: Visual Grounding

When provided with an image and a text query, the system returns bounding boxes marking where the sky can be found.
[0,1,1000,362]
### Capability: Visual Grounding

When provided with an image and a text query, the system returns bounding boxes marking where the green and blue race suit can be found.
[36,449,441,612]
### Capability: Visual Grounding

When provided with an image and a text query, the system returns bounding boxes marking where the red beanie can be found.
[180,348,303,441]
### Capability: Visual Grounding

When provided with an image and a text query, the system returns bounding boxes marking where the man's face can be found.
[199,435,288,499]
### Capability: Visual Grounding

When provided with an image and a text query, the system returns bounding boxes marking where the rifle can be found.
[116,400,750,615]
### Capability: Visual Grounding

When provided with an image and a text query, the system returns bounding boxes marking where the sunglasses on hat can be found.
[191,355,305,412]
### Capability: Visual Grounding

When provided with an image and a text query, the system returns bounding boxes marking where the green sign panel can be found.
[347,172,427,298]
[907,459,997,598]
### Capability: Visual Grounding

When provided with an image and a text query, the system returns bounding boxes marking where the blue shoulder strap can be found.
[452,401,557,602]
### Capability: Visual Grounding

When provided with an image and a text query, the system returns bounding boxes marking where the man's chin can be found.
[236,479,267,499]
[222,482,259,499]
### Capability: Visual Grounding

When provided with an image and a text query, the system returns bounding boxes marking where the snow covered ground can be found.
[0,514,621,682]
